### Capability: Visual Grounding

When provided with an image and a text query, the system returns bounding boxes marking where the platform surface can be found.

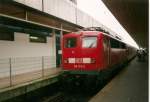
[90,57,148,102]
[0,68,62,89]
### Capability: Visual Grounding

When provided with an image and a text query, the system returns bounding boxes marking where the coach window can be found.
[29,34,47,43]
[82,37,97,48]
[0,29,14,41]
[65,37,77,48]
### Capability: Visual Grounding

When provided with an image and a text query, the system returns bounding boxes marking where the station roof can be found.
[102,0,148,47]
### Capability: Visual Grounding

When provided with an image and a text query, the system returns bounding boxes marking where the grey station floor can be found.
[90,57,148,102]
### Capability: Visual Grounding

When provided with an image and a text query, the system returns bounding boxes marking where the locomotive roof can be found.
[73,31,122,41]
[66,31,121,39]
[64,27,135,47]
[64,31,127,44]
[82,27,122,40]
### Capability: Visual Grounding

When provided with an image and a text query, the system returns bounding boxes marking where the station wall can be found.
[0,32,55,58]
[44,0,76,24]
[14,0,43,11]
[13,0,104,28]
[0,32,56,77]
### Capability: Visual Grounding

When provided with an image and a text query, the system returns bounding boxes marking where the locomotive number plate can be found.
[74,64,85,68]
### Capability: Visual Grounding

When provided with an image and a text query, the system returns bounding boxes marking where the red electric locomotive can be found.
[61,27,136,86]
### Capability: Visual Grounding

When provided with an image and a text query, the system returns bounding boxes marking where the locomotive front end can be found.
[62,32,102,74]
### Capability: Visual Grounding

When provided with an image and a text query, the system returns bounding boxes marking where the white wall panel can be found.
[14,0,103,27]
[25,0,42,11]
[92,19,103,27]
[68,3,76,23]
[0,32,54,58]
[44,0,76,24]
[62,1,76,23]
[44,0,59,17]
[93,19,99,27]
[0,56,56,78]
[77,9,92,27]
[0,32,57,76]
[44,56,56,69]
[11,57,42,75]
[76,9,84,26]
[0,58,10,78]
[14,0,25,4]
[14,0,42,11]
[86,15,93,27]
[58,0,67,20]
[47,34,56,69]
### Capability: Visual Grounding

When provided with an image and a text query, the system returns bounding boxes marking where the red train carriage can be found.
[61,27,136,87]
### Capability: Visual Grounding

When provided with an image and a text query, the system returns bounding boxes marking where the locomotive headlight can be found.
[91,58,96,64]
[83,58,90,63]
[83,58,96,64]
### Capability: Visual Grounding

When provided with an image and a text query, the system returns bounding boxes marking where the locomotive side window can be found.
[65,37,77,48]
[110,39,120,48]
[120,43,126,49]
[82,37,97,48]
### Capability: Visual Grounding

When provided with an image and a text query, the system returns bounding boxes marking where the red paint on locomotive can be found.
[62,31,136,74]
[62,31,103,71]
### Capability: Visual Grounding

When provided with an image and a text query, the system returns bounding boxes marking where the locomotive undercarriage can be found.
[59,60,131,92]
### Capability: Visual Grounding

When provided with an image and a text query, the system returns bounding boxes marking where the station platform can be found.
[89,57,148,102]
[0,68,62,102]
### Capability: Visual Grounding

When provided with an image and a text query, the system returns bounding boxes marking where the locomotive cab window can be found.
[82,36,97,48]
[65,37,77,48]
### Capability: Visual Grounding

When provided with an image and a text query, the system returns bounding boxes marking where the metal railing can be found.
[0,56,59,89]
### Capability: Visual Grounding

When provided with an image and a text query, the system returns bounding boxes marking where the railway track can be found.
[42,92,65,102]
